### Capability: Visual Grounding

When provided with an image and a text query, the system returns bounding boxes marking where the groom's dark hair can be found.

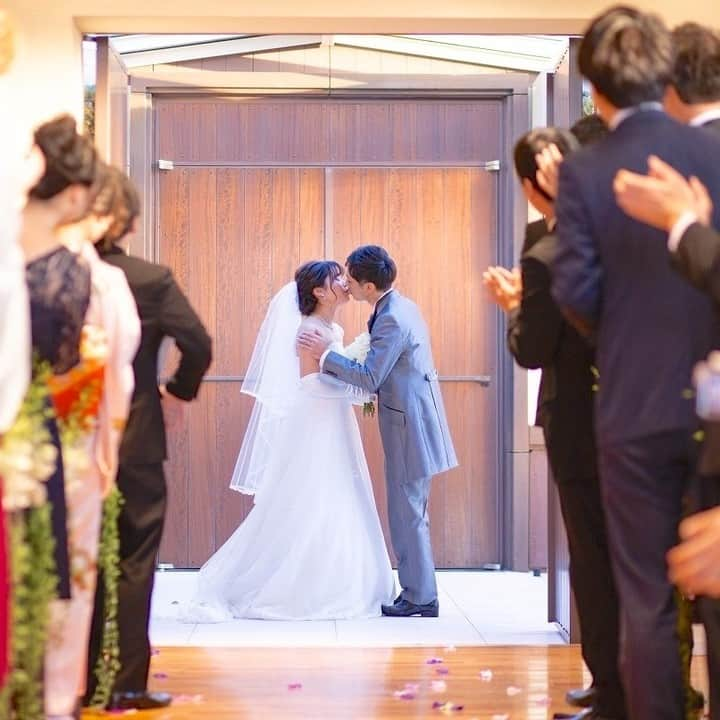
[346,245,397,291]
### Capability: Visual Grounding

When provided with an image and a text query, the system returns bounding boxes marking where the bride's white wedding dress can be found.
[182,300,394,622]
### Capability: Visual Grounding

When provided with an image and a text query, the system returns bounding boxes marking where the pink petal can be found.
[393,689,417,700]
[288,683,303,690]
[152,672,168,680]
[436,667,450,675]
[479,669,493,681]
[150,648,160,656]
[426,657,444,664]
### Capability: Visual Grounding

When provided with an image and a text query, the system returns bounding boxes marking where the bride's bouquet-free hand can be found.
[343,332,376,417]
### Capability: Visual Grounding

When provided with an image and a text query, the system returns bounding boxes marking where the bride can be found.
[183,260,395,621]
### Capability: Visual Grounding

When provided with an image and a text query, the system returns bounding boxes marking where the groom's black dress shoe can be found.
[382,598,439,617]
[107,691,172,710]
[565,687,597,708]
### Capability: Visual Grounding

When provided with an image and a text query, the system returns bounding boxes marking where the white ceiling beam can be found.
[336,35,566,73]
[118,34,323,68]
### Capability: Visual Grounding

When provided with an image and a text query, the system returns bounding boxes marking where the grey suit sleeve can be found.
[322,312,405,393]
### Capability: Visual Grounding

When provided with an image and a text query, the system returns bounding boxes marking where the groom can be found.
[298,245,458,617]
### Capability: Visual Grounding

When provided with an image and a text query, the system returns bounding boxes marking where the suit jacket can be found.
[97,244,212,464]
[323,290,458,483]
[508,220,597,483]
[553,109,720,446]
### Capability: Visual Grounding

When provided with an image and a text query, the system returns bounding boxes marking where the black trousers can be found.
[598,430,693,720]
[556,474,626,719]
[86,462,167,698]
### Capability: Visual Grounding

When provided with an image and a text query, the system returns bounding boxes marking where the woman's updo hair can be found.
[29,114,99,201]
[93,165,142,251]
[295,260,343,316]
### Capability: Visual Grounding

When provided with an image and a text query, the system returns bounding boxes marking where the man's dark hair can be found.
[578,5,673,108]
[570,113,609,147]
[346,245,397,291]
[513,127,579,201]
[671,23,720,104]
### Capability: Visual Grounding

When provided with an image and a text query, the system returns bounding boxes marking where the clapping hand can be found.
[667,506,720,598]
[614,155,713,231]
[482,266,522,312]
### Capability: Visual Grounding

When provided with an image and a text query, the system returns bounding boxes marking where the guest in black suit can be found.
[485,123,626,720]
[85,173,212,711]
[552,7,720,720]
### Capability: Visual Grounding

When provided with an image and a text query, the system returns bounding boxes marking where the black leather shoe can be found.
[381,598,439,617]
[566,687,597,708]
[108,691,172,710]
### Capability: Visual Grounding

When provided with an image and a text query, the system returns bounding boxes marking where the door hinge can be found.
[484,160,501,172]
[157,159,174,171]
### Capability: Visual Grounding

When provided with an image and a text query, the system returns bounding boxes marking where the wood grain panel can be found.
[157,169,191,567]
[330,167,499,566]
[158,167,324,564]
[186,169,217,565]
[155,97,502,568]
[155,98,501,165]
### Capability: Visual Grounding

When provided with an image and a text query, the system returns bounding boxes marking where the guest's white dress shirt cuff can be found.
[319,348,332,369]
[668,211,699,253]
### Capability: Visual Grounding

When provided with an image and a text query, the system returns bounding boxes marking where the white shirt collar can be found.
[608,102,664,131]
[689,107,720,127]
[373,288,393,310]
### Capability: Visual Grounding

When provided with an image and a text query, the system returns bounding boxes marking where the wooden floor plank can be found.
[82,645,709,719]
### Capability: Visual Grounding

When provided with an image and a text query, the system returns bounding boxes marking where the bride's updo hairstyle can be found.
[295,260,343,316]
[29,114,99,201]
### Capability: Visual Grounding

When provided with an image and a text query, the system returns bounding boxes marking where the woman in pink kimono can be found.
[45,165,140,720]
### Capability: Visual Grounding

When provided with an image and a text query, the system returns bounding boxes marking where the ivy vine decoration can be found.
[89,486,124,709]
[0,361,58,719]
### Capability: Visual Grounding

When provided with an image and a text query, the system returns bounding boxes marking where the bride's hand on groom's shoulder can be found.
[296,329,329,360]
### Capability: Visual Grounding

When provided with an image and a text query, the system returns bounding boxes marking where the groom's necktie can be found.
[368,309,377,332]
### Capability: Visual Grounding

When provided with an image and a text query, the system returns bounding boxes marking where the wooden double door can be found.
[154,97,503,568]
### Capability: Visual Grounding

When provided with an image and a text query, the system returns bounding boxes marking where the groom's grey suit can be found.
[323,290,458,605]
